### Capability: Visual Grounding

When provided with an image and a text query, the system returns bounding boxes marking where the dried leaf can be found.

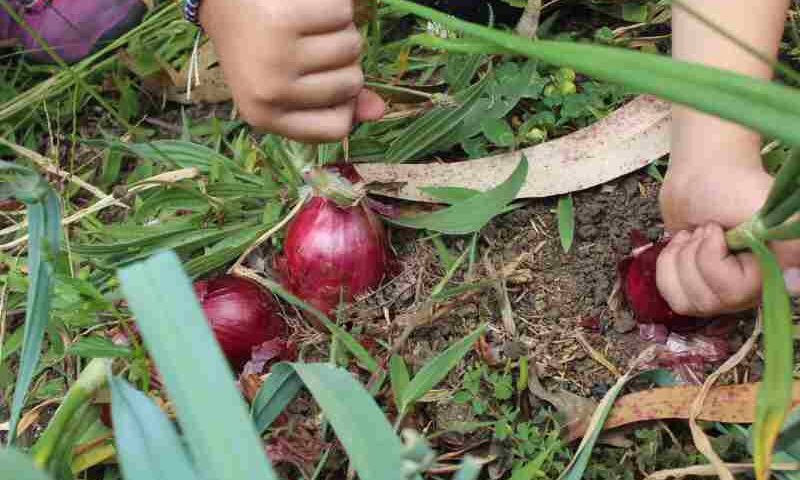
[141,41,232,104]
[356,95,669,201]
[527,362,597,440]
[564,381,800,443]
[644,462,800,480]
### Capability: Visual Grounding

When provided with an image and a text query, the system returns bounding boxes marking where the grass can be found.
[1,1,799,480]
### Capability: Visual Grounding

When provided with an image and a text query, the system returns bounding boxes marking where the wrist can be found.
[660,162,772,232]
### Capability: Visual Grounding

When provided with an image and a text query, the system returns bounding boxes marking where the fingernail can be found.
[783,268,800,295]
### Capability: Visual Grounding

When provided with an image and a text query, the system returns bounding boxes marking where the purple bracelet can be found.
[183,0,201,25]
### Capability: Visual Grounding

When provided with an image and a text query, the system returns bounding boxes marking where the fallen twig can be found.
[644,462,800,480]
[0,137,127,209]
[574,332,621,378]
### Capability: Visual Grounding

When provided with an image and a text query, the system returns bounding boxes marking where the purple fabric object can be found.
[0,0,146,64]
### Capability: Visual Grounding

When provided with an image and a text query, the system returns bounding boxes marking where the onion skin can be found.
[277,195,392,322]
[0,199,23,211]
[618,238,700,331]
[193,275,285,369]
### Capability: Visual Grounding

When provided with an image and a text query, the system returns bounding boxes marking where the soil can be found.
[310,164,766,443]
[350,167,663,389]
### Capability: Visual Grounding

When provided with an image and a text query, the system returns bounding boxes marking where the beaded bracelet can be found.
[183,0,201,26]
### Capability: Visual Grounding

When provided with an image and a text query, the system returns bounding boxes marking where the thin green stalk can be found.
[310,447,333,480]
[725,217,767,251]
[743,235,795,480]
[763,220,800,242]
[30,358,112,468]
[760,149,800,216]
[761,188,800,228]
[46,402,94,478]
[0,0,135,133]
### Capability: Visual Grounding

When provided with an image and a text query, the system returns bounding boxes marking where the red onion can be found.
[618,233,698,331]
[193,275,285,369]
[0,199,23,211]
[277,166,393,322]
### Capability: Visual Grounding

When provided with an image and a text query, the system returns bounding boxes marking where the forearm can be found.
[670,0,789,176]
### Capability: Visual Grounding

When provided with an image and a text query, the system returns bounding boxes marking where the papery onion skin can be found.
[193,275,285,369]
[619,239,699,331]
[278,195,392,322]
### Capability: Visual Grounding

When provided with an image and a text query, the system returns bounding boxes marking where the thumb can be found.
[354,89,385,122]
[783,267,800,296]
[770,239,800,296]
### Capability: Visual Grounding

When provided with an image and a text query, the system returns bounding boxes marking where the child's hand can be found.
[199,0,385,142]
[656,159,800,316]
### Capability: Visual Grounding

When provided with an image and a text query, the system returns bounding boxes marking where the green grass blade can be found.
[400,324,485,413]
[389,354,411,412]
[4,166,61,445]
[775,407,800,460]
[109,376,199,480]
[117,251,277,480]
[387,156,528,234]
[386,76,490,163]
[557,368,638,480]
[290,363,403,480]
[557,194,575,253]
[743,237,794,480]
[383,0,800,148]
[66,337,133,359]
[251,363,305,433]
[30,359,110,468]
[761,148,800,217]
[510,440,557,480]
[0,448,53,480]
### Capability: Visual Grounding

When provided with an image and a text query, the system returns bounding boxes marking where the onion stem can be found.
[725,217,767,252]
[761,188,800,228]
[30,358,112,468]
[763,220,800,243]
[305,167,364,207]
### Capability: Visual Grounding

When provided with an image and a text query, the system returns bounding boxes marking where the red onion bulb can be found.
[618,236,699,331]
[193,275,285,368]
[277,195,392,321]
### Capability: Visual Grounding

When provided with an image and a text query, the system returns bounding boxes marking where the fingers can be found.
[657,230,693,314]
[297,25,363,74]
[284,65,364,109]
[657,224,762,317]
[289,0,355,35]
[695,223,761,305]
[265,101,357,143]
[354,88,386,121]
[675,227,722,316]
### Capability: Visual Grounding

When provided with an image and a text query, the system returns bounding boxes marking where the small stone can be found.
[612,310,637,334]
